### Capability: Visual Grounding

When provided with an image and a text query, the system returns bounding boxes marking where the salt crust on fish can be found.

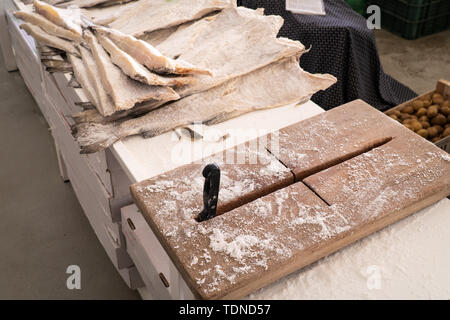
[94,26,212,76]
[96,33,195,87]
[20,23,79,55]
[84,31,180,112]
[110,0,235,37]
[14,11,82,42]
[73,57,336,153]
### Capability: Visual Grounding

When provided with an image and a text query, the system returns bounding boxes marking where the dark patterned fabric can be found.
[237,0,417,111]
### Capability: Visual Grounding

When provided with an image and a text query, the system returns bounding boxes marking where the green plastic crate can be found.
[345,0,367,15]
[366,0,450,39]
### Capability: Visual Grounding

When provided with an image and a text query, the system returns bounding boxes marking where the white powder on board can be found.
[248,198,450,300]
[209,229,259,260]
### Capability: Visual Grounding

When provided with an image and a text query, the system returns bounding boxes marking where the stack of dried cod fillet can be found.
[16,0,210,118]
[27,0,137,8]
[15,1,337,154]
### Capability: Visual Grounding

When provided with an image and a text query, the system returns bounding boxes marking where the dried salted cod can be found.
[82,0,137,25]
[38,45,65,57]
[110,0,235,37]
[145,8,263,57]
[139,25,183,47]
[95,33,195,87]
[44,0,71,4]
[24,0,60,4]
[155,15,217,59]
[97,0,135,6]
[14,11,82,42]
[175,6,306,97]
[42,58,73,73]
[84,31,180,111]
[34,0,83,35]
[73,57,337,153]
[68,53,99,108]
[93,26,212,76]
[20,23,79,55]
[59,0,134,8]
[140,7,263,48]
[79,45,116,116]
[70,7,307,125]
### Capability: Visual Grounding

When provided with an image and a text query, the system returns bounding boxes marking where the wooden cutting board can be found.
[131,100,450,300]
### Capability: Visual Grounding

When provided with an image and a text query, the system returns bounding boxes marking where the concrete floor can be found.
[0,49,139,300]
[0,28,449,300]
[375,29,450,93]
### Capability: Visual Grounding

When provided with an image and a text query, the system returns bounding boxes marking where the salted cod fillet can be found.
[175,6,307,97]
[34,0,83,36]
[41,0,71,4]
[147,8,263,58]
[97,0,135,6]
[14,11,82,42]
[95,33,195,87]
[150,7,264,58]
[110,0,235,37]
[23,0,62,4]
[38,45,65,57]
[71,7,307,124]
[93,26,212,76]
[82,0,138,25]
[154,15,217,59]
[139,24,183,47]
[84,31,180,111]
[68,53,99,108]
[42,58,73,73]
[73,57,337,153]
[79,45,116,116]
[20,23,79,56]
[59,0,134,8]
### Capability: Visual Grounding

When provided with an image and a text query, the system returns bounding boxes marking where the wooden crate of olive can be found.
[385,80,450,153]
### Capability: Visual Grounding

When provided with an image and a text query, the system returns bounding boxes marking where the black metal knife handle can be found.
[197,163,221,222]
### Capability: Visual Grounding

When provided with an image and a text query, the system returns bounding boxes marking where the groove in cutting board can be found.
[302,181,331,206]
[295,136,395,181]
[210,136,394,217]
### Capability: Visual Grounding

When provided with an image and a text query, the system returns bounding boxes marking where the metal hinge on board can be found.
[159,273,170,288]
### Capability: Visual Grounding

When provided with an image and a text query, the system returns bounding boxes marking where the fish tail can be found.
[72,122,120,154]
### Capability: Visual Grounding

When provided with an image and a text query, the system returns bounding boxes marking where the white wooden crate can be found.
[6,0,128,219]
[60,147,135,271]
[60,149,143,289]
[47,80,138,271]
[52,72,84,115]
[121,266,144,290]
[121,205,195,300]
[49,73,113,191]
[42,78,127,224]
[44,71,76,120]
[6,0,142,292]
[49,108,113,219]
[106,149,135,223]
[6,10,57,130]
[6,10,39,76]
[43,71,115,196]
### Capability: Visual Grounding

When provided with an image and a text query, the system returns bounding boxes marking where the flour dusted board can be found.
[131,100,450,299]
[131,142,294,221]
